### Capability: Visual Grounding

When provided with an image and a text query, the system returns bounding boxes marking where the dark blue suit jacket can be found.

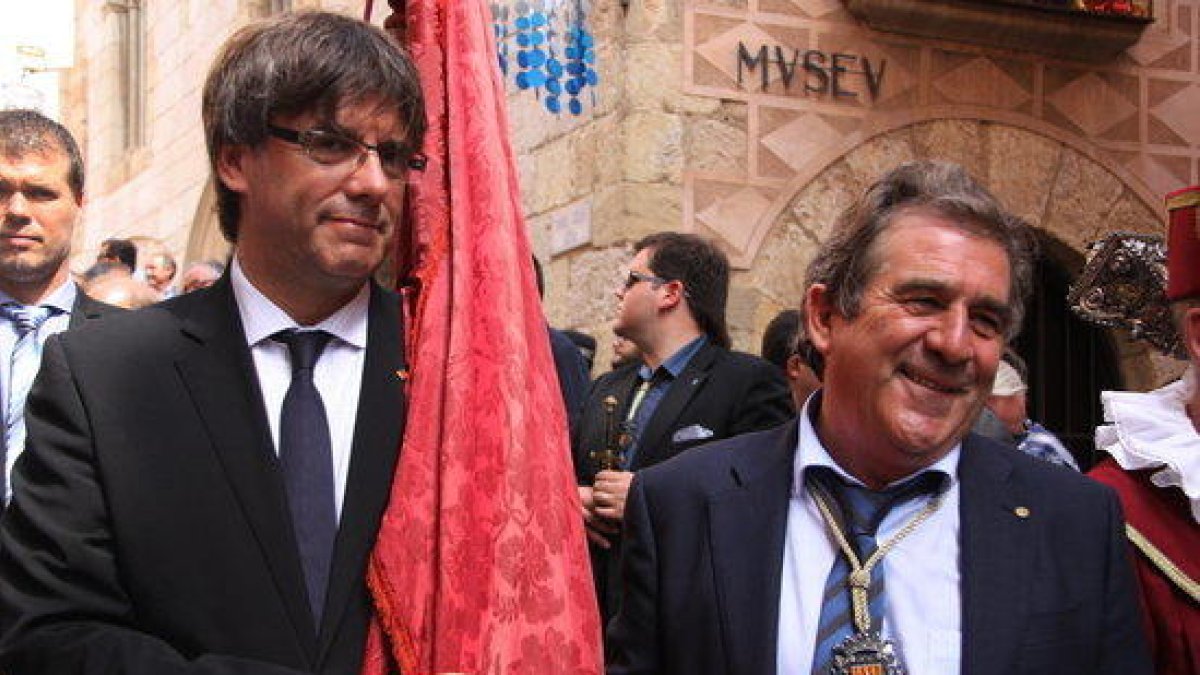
[607,418,1152,675]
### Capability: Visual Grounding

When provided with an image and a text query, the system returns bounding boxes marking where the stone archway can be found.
[738,118,1176,394]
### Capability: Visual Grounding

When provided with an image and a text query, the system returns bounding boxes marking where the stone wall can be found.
[537,0,1191,384]
[64,0,362,278]
[65,0,244,273]
[61,0,1190,384]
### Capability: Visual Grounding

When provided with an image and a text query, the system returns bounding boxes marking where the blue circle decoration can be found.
[523,69,546,87]
[493,0,601,118]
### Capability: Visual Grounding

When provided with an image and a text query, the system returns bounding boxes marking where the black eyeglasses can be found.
[266,124,428,179]
[623,270,668,290]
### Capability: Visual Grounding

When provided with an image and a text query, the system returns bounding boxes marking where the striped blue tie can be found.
[1,303,55,502]
[807,467,943,675]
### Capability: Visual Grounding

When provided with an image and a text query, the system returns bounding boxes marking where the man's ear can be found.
[804,283,835,357]
[659,279,685,311]
[215,144,251,194]
[785,353,806,383]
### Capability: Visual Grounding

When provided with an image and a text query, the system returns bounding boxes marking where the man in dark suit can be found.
[0,109,120,509]
[0,12,425,674]
[572,232,792,625]
[607,161,1151,674]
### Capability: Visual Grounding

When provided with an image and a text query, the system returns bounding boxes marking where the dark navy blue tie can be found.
[274,329,336,625]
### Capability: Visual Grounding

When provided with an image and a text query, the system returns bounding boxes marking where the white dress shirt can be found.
[777,395,962,675]
[231,259,367,520]
[0,279,76,502]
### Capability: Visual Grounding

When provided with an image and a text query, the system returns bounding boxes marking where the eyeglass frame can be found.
[623,270,669,291]
[621,270,694,302]
[265,123,428,179]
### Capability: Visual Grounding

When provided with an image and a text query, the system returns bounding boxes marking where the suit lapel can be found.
[316,283,404,655]
[172,277,317,658]
[958,436,1032,675]
[707,420,797,675]
[633,343,719,469]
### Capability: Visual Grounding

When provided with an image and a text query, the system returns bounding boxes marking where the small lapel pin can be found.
[1013,506,1031,519]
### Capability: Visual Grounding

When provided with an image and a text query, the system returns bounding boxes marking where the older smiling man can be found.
[607,161,1151,675]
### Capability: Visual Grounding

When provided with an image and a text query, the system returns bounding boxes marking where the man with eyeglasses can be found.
[572,231,792,631]
[0,12,424,674]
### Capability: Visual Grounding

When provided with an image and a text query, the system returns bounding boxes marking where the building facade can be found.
[62,0,1193,460]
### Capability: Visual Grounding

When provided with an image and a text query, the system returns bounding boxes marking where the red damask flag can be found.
[361,1,604,674]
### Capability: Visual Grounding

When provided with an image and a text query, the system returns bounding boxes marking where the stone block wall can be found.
[61,0,1190,386]
[538,0,1191,387]
[66,0,243,273]
[65,0,362,278]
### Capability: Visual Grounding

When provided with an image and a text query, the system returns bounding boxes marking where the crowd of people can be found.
[82,237,225,309]
[0,8,1193,675]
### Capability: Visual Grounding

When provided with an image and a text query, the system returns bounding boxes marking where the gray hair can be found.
[804,160,1037,338]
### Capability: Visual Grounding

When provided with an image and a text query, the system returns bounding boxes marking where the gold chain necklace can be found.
[809,480,945,634]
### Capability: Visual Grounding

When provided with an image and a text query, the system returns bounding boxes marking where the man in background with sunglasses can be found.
[573,231,793,631]
[0,12,424,674]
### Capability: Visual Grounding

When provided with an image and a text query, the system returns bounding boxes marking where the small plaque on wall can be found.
[550,198,591,255]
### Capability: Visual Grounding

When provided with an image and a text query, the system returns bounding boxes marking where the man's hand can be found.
[592,469,635,524]
[578,484,621,549]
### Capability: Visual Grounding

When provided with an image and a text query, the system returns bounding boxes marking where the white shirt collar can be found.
[0,278,77,314]
[793,391,961,496]
[230,257,369,349]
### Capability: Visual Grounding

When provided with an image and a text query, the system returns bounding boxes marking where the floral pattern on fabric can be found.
[363,2,604,674]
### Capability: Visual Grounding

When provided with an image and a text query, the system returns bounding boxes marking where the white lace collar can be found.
[1097,371,1200,524]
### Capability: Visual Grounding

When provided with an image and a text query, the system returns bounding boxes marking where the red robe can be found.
[1090,458,1199,674]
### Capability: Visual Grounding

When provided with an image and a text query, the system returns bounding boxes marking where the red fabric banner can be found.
[362,1,604,673]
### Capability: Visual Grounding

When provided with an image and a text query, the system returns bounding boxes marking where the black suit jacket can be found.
[0,286,119,516]
[68,286,122,329]
[572,343,793,483]
[607,420,1152,675]
[572,343,792,625]
[0,275,404,674]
